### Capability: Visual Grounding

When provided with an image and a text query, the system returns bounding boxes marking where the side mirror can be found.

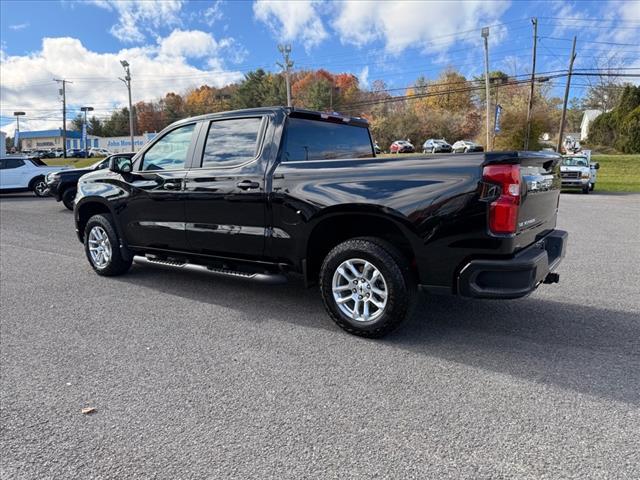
[591,162,600,170]
[109,156,133,173]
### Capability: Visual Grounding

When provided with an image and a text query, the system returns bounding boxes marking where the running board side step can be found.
[133,255,287,284]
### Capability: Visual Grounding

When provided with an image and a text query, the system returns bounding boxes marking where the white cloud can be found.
[159,29,217,58]
[9,23,30,31]
[333,0,511,54]
[253,0,328,49]
[90,0,184,43]
[0,33,244,136]
[203,0,224,27]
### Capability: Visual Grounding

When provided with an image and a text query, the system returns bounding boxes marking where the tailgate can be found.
[485,151,562,250]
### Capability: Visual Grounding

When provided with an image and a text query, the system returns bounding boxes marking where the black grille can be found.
[561,171,580,179]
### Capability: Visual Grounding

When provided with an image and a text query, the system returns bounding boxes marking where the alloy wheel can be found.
[88,226,112,269]
[332,258,388,322]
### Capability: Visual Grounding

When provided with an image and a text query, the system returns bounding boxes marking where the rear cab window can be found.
[281,116,374,162]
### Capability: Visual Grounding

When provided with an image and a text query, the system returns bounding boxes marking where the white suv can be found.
[0,156,69,196]
[88,148,112,158]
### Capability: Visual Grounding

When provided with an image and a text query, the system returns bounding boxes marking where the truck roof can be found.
[169,106,369,129]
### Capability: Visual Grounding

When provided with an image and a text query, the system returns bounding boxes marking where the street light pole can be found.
[481,27,491,151]
[277,45,293,107]
[13,111,25,152]
[80,106,94,159]
[119,60,135,151]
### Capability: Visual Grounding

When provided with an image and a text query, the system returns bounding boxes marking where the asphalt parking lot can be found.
[1,192,639,479]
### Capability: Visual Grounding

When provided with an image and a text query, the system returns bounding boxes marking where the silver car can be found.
[452,140,484,153]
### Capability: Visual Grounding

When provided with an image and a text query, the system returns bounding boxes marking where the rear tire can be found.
[319,237,414,338]
[30,176,48,197]
[84,214,132,276]
[62,188,76,210]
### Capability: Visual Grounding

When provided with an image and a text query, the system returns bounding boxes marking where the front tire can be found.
[84,214,132,276]
[582,184,590,194]
[320,238,414,338]
[62,188,76,210]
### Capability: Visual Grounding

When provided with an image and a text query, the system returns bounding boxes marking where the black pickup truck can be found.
[74,107,567,337]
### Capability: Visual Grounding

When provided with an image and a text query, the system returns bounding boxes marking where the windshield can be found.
[562,157,588,167]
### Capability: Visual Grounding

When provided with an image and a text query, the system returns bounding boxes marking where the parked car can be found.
[46,152,135,210]
[67,148,86,158]
[452,140,484,153]
[422,139,452,153]
[560,152,599,193]
[74,107,567,338]
[88,147,112,158]
[0,156,69,196]
[389,140,415,153]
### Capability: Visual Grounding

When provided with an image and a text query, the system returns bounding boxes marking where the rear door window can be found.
[200,117,263,168]
[282,117,373,161]
[1,159,26,169]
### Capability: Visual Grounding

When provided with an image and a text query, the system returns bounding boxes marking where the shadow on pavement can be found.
[116,263,640,406]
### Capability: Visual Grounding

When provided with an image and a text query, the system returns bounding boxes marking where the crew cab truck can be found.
[74,107,567,337]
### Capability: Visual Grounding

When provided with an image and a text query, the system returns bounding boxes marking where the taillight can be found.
[483,164,520,235]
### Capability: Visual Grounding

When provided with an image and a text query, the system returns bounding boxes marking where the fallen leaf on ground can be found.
[81,407,96,415]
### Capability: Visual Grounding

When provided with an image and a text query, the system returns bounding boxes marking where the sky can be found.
[1,0,639,136]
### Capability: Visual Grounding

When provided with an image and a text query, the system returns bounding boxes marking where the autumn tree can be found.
[162,92,186,125]
[135,101,164,133]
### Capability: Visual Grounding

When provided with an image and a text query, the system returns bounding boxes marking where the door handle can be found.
[236,180,260,190]
[163,181,181,190]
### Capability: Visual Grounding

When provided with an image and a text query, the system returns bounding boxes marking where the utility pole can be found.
[524,17,538,150]
[557,36,577,153]
[81,106,94,159]
[13,111,25,151]
[54,79,71,157]
[277,44,293,107]
[481,27,491,151]
[119,60,134,151]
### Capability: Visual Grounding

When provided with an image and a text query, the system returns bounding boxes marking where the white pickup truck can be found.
[0,156,69,196]
[560,151,599,194]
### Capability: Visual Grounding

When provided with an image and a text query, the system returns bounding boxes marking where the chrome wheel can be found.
[332,258,388,322]
[88,226,112,269]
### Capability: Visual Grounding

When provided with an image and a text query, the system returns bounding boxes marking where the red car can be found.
[389,140,415,154]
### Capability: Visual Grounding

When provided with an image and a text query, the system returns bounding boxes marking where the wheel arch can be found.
[75,198,115,243]
[27,174,45,191]
[304,208,420,286]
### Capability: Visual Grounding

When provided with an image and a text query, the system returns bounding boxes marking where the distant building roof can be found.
[19,129,82,139]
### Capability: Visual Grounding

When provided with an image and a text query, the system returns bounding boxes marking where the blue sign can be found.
[494,104,503,133]
[14,130,19,148]
[82,123,87,149]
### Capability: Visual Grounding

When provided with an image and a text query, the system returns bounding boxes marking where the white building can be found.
[15,129,156,153]
[102,133,156,153]
[580,110,603,141]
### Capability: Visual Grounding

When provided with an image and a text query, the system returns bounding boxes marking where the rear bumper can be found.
[457,230,568,299]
